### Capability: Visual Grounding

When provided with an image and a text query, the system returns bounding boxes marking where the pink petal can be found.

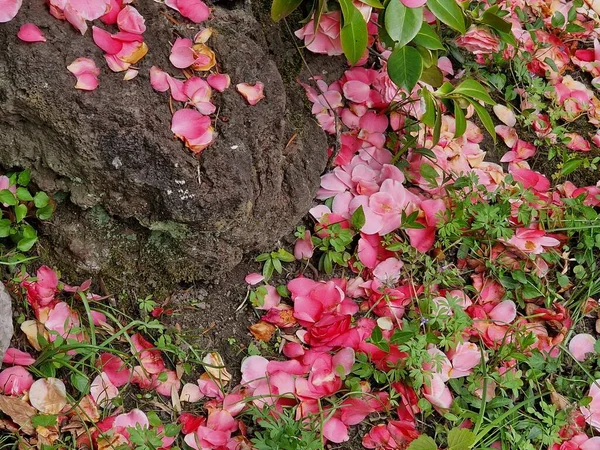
[2,348,36,366]
[67,58,100,91]
[493,104,516,127]
[92,26,122,54]
[171,109,211,141]
[97,353,131,387]
[236,82,265,105]
[245,273,264,285]
[155,370,181,397]
[0,0,21,23]
[90,372,119,406]
[323,417,349,443]
[177,0,211,23]
[114,409,149,429]
[150,66,169,91]
[64,4,88,35]
[207,73,230,92]
[170,38,197,69]
[117,6,145,34]
[68,0,111,21]
[181,383,204,402]
[100,0,122,24]
[401,0,427,6]
[123,68,139,80]
[489,300,517,324]
[240,355,269,388]
[569,333,596,361]
[342,80,370,103]
[17,23,46,42]
[0,366,33,395]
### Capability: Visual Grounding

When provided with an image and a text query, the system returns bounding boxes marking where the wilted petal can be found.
[2,348,36,366]
[236,82,265,105]
[207,73,230,92]
[202,353,231,384]
[0,367,34,395]
[29,378,68,414]
[117,6,145,34]
[90,372,119,406]
[493,104,516,127]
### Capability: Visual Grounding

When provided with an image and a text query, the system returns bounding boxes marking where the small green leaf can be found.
[36,204,54,221]
[384,1,423,48]
[481,11,512,34]
[15,204,27,223]
[147,411,162,427]
[420,164,439,186]
[359,0,384,8]
[157,372,168,382]
[33,192,49,209]
[272,257,283,273]
[263,259,274,280]
[453,100,466,139]
[420,65,443,87]
[16,187,33,202]
[426,0,465,34]
[277,248,295,262]
[271,0,303,21]
[0,219,11,238]
[454,79,495,105]
[469,100,496,142]
[0,189,17,206]
[17,236,37,252]
[561,159,583,176]
[406,435,438,450]
[31,415,57,428]
[351,205,366,230]
[421,90,437,127]
[447,428,476,450]
[70,373,89,394]
[412,22,444,50]
[387,45,423,92]
[551,11,565,28]
[339,0,369,65]
[17,169,31,187]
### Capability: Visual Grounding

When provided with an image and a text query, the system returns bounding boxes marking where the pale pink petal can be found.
[2,348,36,366]
[342,80,370,103]
[64,4,88,35]
[236,82,265,105]
[207,73,230,92]
[150,66,170,91]
[489,300,517,324]
[493,105,516,127]
[114,408,149,429]
[569,333,596,361]
[17,23,46,42]
[68,0,111,21]
[97,353,131,387]
[171,109,211,141]
[400,0,427,6]
[123,68,139,80]
[0,0,22,23]
[181,383,204,402]
[170,38,197,69]
[117,6,145,34]
[240,355,269,388]
[90,372,119,406]
[245,273,264,285]
[155,370,181,397]
[323,417,349,443]
[0,367,33,395]
[29,378,67,414]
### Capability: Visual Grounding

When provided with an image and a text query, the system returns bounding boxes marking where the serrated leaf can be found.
[412,22,444,49]
[454,79,495,105]
[388,45,423,91]
[426,0,465,33]
[339,0,369,65]
[271,0,303,21]
[447,428,476,450]
[469,100,496,142]
[31,414,57,428]
[406,435,438,450]
[385,1,423,48]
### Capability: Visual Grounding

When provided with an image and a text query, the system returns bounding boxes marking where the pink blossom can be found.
[0,0,22,23]
[455,26,500,55]
[0,366,34,395]
[67,57,100,91]
[17,24,46,42]
[294,230,314,260]
[295,12,343,56]
[506,228,560,255]
[569,334,596,362]
[236,82,265,106]
[447,342,481,378]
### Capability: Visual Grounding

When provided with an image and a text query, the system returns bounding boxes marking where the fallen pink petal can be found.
[236,82,265,106]
[17,23,46,43]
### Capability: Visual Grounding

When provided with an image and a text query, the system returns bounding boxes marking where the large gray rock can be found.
[0,2,328,285]
[0,283,13,361]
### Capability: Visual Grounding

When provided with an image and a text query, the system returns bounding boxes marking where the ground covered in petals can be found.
[2,0,600,450]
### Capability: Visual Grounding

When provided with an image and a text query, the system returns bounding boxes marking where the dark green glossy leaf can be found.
[387,45,423,91]
[426,0,465,33]
[271,0,303,21]
[385,1,423,48]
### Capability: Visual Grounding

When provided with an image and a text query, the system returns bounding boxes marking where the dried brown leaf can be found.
[0,395,36,435]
